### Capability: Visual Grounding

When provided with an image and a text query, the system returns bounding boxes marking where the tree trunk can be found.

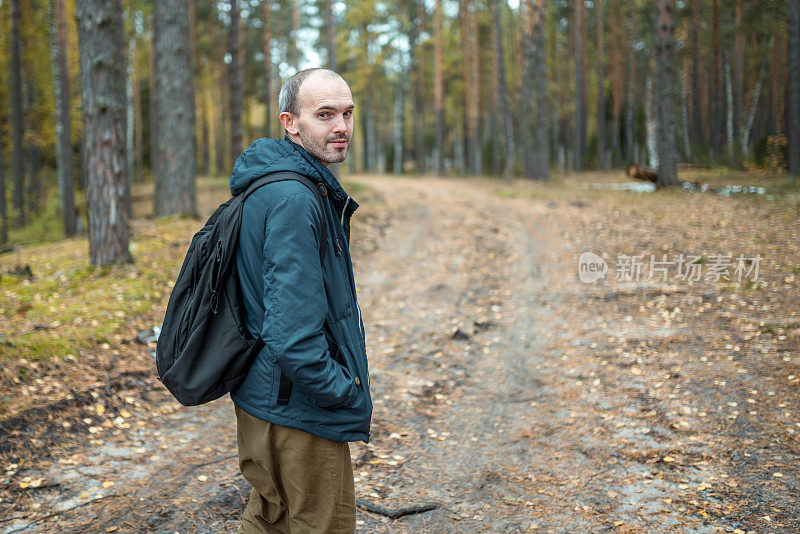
[263,0,273,137]
[531,0,550,180]
[326,0,336,70]
[126,14,135,218]
[689,0,704,149]
[50,0,77,236]
[681,67,691,158]
[394,78,403,174]
[625,0,636,162]
[415,0,426,174]
[134,32,144,183]
[788,0,800,174]
[459,0,473,175]
[360,23,376,173]
[150,17,159,177]
[646,77,658,169]
[229,0,244,162]
[361,86,376,173]
[76,0,133,265]
[10,0,26,228]
[200,88,210,175]
[490,16,502,177]
[769,34,781,136]
[0,116,7,245]
[710,0,723,156]
[655,0,678,187]
[596,0,608,169]
[609,0,624,163]
[290,0,301,69]
[733,0,743,161]
[433,0,444,174]
[492,0,514,178]
[23,45,42,217]
[724,53,735,163]
[573,0,587,169]
[742,75,762,154]
[518,0,534,178]
[217,41,229,173]
[153,0,197,217]
[469,1,481,175]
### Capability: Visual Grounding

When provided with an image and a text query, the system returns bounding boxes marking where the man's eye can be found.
[319,112,329,118]
[344,110,353,118]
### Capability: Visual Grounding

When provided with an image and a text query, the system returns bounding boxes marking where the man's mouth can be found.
[328,138,348,147]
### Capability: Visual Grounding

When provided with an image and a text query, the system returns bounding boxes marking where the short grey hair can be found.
[278,68,343,116]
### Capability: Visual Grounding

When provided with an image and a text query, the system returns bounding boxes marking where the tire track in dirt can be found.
[349,175,561,532]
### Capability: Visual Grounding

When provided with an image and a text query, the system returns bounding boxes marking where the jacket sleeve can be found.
[259,190,358,409]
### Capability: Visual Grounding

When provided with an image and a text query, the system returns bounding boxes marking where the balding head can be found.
[278,68,344,117]
[278,68,354,166]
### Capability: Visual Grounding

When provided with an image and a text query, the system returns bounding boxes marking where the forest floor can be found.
[0,170,798,533]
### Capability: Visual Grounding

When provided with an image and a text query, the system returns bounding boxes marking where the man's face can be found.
[282,73,354,166]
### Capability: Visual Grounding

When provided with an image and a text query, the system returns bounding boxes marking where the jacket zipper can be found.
[340,195,364,339]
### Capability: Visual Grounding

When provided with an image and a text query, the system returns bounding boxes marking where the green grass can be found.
[1,172,375,364]
[6,171,88,247]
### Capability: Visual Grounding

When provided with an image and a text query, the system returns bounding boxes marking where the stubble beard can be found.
[299,130,350,165]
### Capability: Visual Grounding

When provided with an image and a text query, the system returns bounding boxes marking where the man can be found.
[229,68,372,533]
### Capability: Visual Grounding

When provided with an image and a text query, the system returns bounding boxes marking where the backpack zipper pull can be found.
[335,238,342,255]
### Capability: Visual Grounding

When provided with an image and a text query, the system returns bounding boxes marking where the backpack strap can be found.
[241,172,329,406]
[242,171,328,264]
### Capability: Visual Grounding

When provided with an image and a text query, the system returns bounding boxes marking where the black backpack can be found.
[156,172,327,406]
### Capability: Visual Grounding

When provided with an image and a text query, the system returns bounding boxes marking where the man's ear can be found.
[280,111,299,135]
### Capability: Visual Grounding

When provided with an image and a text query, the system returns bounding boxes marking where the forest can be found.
[0,0,799,260]
[2,2,800,531]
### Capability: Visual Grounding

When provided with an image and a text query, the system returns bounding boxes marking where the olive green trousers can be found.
[234,404,356,533]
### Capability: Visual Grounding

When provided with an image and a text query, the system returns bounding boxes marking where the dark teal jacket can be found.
[229,138,372,443]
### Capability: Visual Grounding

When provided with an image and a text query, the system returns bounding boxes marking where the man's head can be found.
[279,68,354,167]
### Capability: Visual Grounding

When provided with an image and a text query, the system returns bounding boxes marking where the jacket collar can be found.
[284,136,359,220]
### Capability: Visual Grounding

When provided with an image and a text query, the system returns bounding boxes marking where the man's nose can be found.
[332,114,348,133]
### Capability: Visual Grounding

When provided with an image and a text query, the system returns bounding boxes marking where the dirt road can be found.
[2,175,797,533]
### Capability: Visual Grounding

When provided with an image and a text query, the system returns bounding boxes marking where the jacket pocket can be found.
[324,329,345,366]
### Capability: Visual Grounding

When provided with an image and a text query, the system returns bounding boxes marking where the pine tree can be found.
[0,113,7,245]
[492,0,514,178]
[433,0,444,174]
[49,0,76,236]
[597,0,608,169]
[153,0,197,217]
[10,0,25,227]
[655,0,678,187]
[530,0,550,180]
[573,0,587,169]
[788,0,800,174]
[76,0,132,265]
[229,0,243,162]
[263,0,274,137]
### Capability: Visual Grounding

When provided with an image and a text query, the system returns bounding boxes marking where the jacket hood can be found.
[229,137,358,217]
